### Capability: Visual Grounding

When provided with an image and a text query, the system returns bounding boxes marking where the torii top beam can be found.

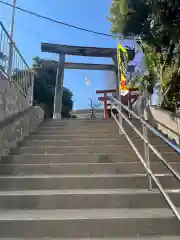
[41,43,135,61]
[41,43,117,58]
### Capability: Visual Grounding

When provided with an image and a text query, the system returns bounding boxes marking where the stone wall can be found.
[0,71,44,158]
[147,106,180,145]
[0,71,30,121]
[0,106,44,158]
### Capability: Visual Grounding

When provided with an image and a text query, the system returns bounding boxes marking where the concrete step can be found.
[39,126,157,139]
[28,133,177,153]
[0,209,179,237]
[24,138,173,148]
[42,124,118,130]
[29,133,176,150]
[41,120,152,131]
[30,134,123,141]
[36,129,118,134]
[2,151,179,165]
[11,147,179,163]
[0,237,179,240]
[12,144,177,155]
[0,189,180,209]
[36,128,156,137]
[0,174,179,190]
[0,162,180,175]
[44,120,115,125]
[32,133,122,139]
[40,125,119,130]
[37,129,119,134]
[13,145,137,155]
[25,139,126,146]
[29,134,166,142]
[0,153,141,164]
[25,136,173,152]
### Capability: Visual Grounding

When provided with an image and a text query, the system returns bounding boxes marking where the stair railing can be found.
[0,21,33,104]
[109,96,180,222]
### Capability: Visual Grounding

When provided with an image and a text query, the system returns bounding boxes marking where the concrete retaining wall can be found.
[147,106,180,145]
[0,71,30,121]
[0,71,44,158]
[0,106,44,158]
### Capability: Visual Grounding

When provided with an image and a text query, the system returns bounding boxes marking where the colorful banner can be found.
[117,43,128,91]
[120,72,128,91]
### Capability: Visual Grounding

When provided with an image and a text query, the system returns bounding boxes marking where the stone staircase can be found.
[0,119,180,238]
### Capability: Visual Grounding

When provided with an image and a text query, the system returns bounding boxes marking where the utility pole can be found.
[7,0,16,80]
[10,0,16,38]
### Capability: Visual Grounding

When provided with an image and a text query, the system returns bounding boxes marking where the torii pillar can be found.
[53,54,65,119]
[96,89,116,120]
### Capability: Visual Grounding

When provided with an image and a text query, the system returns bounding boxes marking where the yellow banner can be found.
[117,44,128,67]
[120,73,128,91]
[117,43,128,91]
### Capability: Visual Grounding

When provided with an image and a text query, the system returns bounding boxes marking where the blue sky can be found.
[0,0,136,109]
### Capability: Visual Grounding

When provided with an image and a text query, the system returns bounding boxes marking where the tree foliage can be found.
[108,0,180,110]
[33,57,73,118]
[107,0,149,38]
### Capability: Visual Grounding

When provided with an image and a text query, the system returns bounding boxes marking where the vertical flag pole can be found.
[116,39,123,134]
[7,0,17,81]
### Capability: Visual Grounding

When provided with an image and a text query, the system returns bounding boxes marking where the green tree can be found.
[33,57,73,118]
[108,0,180,110]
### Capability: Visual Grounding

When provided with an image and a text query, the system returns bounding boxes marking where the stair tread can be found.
[0,188,179,196]
[0,161,171,166]
[0,237,179,240]
[0,173,173,178]
[0,208,178,220]
[20,145,134,148]
[0,161,179,166]
[28,138,120,141]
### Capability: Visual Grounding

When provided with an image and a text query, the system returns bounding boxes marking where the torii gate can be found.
[96,88,139,120]
[41,43,135,119]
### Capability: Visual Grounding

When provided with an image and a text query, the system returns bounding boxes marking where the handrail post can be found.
[7,41,13,81]
[142,123,152,191]
[115,45,123,134]
[110,103,112,119]
[7,0,16,82]
[115,70,123,135]
[118,96,123,134]
[28,71,34,106]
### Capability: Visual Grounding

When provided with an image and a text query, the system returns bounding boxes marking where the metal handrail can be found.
[109,97,180,222]
[0,21,30,70]
[0,20,32,100]
[111,97,180,154]
[111,102,180,181]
